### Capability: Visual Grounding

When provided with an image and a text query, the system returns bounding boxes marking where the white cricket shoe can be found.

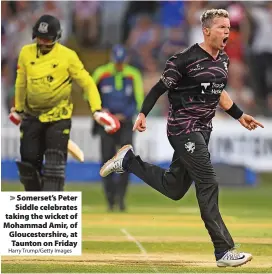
[216,249,253,267]
[100,145,133,177]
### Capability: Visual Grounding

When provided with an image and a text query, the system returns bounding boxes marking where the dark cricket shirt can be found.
[160,43,229,136]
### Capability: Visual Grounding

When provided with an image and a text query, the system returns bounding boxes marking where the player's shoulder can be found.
[168,44,200,66]
[175,44,199,57]
[56,43,77,56]
[19,43,36,55]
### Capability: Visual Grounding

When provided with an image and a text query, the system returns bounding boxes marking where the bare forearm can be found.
[219,90,233,110]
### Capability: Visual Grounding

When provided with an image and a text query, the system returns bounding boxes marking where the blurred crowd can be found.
[2,1,272,120]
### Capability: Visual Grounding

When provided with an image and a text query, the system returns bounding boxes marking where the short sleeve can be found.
[160,54,185,90]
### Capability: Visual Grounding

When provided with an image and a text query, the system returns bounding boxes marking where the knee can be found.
[170,195,182,201]
[168,192,184,201]
[21,151,42,169]
[167,185,188,201]
[44,149,66,172]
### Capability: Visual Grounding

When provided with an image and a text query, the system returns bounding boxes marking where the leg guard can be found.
[42,149,66,191]
[16,161,42,191]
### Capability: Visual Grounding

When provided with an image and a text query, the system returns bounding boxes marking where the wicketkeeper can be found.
[11,14,120,191]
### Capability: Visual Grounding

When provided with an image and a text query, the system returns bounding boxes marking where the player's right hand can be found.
[133,113,146,132]
[9,108,23,125]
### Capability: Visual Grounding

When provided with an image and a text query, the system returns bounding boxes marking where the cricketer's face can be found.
[205,17,230,51]
[36,37,55,53]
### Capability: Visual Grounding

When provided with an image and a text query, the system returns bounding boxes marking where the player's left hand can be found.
[93,111,121,134]
[238,114,264,130]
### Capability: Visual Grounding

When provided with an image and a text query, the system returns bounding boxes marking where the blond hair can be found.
[200,9,229,28]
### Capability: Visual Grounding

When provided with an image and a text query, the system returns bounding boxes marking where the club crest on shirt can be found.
[185,141,195,153]
[223,61,228,72]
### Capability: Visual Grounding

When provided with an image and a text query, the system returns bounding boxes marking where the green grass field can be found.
[1,174,272,273]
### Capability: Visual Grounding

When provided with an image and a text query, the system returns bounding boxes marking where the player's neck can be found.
[199,42,219,60]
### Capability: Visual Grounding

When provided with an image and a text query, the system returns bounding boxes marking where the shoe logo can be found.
[185,141,195,153]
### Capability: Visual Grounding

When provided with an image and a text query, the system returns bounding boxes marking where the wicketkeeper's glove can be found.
[93,111,121,134]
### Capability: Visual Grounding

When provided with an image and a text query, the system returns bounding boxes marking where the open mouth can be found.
[223,37,229,44]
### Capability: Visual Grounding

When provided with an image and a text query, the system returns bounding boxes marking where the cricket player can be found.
[13,14,120,192]
[100,9,264,267]
[92,44,144,211]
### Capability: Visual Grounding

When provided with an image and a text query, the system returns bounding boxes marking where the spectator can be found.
[1,16,10,118]
[73,1,101,47]
[100,2,128,46]
[158,27,187,68]
[224,2,245,63]
[159,0,186,41]
[1,1,9,67]
[245,2,272,115]
[2,1,34,92]
[126,14,160,73]
[226,61,256,115]
[122,1,159,43]
[186,1,211,45]
[1,1,11,21]
[1,59,10,125]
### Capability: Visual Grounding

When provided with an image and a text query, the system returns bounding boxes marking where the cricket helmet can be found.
[32,14,62,42]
